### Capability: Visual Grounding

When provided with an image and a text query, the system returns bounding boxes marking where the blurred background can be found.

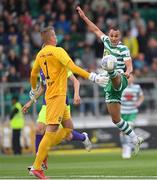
[0,0,157,154]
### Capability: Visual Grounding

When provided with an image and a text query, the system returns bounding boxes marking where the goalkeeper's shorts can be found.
[37,104,71,125]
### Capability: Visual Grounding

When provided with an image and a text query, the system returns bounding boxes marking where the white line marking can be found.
[0,176,157,179]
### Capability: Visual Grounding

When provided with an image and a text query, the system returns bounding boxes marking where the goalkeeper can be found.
[77,6,144,155]
[22,69,92,170]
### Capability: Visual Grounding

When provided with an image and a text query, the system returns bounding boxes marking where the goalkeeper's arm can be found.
[76,6,105,39]
[22,83,45,113]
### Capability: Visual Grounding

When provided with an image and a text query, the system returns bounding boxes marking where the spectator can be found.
[133,53,148,77]
[0,0,157,82]
[81,44,96,70]
[7,66,20,94]
[30,23,42,52]
[123,30,139,58]
[8,35,21,56]
[145,37,157,65]
[137,27,149,54]
[149,58,157,77]
[7,50,20,71]
[147,20,157,39]
[55,13,71,34]
[130,11,146,37]
[19,55,31,80]
[0,23,6,45]
[10,96,24,154]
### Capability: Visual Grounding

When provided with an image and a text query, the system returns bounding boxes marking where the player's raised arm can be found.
[76,6,104,39]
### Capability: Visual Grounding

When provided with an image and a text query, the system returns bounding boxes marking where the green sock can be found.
[108,70,117,78]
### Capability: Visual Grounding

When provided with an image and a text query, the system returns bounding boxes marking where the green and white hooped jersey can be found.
[101,35,131,73]
[121,83,143,114]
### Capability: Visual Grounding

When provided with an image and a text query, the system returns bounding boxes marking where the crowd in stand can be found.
[0,0,157,85]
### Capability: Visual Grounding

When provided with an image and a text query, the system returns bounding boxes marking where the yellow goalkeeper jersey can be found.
[32,45,72,100]
[31,45,90,100]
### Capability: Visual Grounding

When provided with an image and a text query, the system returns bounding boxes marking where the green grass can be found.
[0,149,157,179]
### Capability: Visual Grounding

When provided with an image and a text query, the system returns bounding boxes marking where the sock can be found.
[33,131,56,170]
[116,119,138,143]
[108,70,117,78]
[33,128,72,170]
[71,130,85,141]
[54,128,72,145]
[35,134,43,153]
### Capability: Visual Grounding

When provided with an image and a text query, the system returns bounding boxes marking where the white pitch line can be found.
[0,176,157,179]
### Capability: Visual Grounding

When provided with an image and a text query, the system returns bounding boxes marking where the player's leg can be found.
[62,105,92,151]
[105,75,143,155]
[107,102,143,154]
[28,106,47,173]
[120,114,133,159]
[12,129,21,154]
[35,105,46,153]
[120,132,132,159]
[31,96,70,179]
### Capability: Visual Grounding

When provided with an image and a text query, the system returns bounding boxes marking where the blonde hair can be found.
[40,26,55,43]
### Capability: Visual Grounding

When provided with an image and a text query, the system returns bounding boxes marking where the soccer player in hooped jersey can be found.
[77,6,144,155]
[23,69,92,170]
[120,74,144,159]
[29,26,108,179]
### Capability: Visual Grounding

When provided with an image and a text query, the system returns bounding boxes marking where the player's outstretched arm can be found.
[69,74,81,105]
[56,47,108,87]
[22,83,45,113]
[67,60,109,87]
[76,6,104,39]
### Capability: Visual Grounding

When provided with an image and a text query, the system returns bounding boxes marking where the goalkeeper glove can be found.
[89,72,109,87]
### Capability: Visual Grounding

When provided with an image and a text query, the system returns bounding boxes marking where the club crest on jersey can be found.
[58,116,62,123]
[103,50,110,56]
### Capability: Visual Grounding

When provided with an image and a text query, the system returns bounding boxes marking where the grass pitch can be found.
[0,149,157,179]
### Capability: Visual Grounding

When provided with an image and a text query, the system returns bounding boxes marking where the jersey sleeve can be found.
[121,46,131,61]
[32,55,40,75]
[67,69,73,78]
[100,35,108,43]
[54,47,72,66]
